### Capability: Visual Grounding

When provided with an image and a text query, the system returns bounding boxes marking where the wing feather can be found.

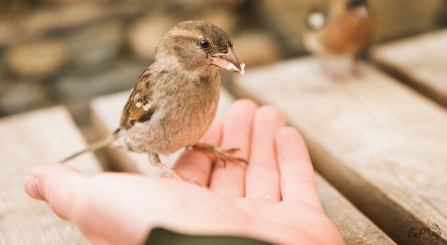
[120,67,156,128]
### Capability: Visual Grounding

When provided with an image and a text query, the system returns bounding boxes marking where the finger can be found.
[275,127,322,210]
[245,106,285,201]
[23,164,88,220]
[172,121,223,186]
[209,99,258,197]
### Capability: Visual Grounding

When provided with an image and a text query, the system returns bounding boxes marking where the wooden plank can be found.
[91,88,395,244]
[0,106,102,245]
[371,29,447,108]
[234,56,447,245]
[316,175,394,245]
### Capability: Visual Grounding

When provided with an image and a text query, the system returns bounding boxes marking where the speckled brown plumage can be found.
[62,21,245,184]
[304,0,375,56]
[303,0,375,77]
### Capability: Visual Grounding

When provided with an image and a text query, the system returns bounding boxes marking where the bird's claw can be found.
[222,148,240,154]
[190,143,248,167]
[161,172,202,186]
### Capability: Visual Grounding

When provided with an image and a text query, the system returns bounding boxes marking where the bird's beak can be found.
[212,49,245,74]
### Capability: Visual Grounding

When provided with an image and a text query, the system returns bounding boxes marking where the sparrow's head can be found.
[345,0,369,20]
[156,20,244,74]
[346,0,367,8]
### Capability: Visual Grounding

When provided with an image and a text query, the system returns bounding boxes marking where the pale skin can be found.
[23,99,344,245]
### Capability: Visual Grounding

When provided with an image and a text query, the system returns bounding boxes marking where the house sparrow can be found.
[62,20,246,185]
[303,0,375,78]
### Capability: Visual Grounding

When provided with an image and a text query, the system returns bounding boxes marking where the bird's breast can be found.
[123,72,221,155]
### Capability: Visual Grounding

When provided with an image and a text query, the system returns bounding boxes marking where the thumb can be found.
[23,164,87,220]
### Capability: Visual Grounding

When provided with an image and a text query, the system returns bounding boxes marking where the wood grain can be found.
[0,106,102,245]
[371,29,447,108]
[91,88,394,244]
[234,56,447,245]
[316,175,394,245]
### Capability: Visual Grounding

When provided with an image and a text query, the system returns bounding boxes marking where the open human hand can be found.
[23,99,344,245]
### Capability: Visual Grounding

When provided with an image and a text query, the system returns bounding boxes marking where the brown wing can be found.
[120,68,156,128]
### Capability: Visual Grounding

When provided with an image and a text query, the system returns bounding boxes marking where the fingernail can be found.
[23,175,45,201]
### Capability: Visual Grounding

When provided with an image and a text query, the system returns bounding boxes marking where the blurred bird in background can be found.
[62,20,246,185]
[303,0,375,79]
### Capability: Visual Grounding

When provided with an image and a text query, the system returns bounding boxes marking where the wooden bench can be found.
[371,29,447,109]
[0,106,101,244]
[91,89,394,244]
[234,57,447,245]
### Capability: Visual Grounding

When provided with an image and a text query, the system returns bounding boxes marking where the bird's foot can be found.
[325,71,342,82]
[160,170,201,186]
[351,61,363,78]
[190,142,248,167]
[319,61,341,82]
[149,153,201,186]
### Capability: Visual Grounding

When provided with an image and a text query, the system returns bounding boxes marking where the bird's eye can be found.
[199,39,210,49]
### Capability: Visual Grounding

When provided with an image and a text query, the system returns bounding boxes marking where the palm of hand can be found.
[150,99,342,244]
[24,99,343,245]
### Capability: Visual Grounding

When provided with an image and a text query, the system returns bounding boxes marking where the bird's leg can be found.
[319,56,340,82]
[190,142,248,167]
[350,58,362,78]
[148,153,201,186]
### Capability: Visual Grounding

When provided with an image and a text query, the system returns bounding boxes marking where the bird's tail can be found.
[60,129,120,163]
